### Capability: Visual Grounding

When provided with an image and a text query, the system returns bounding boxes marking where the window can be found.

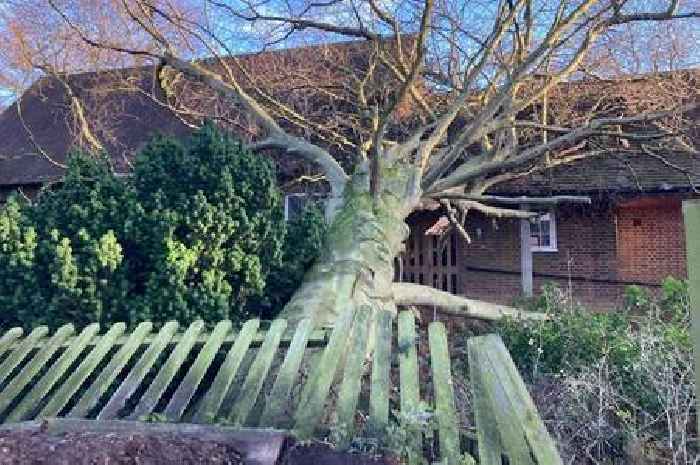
[284,193,325,221]
[530,211,557,252]
[284,194,308,221]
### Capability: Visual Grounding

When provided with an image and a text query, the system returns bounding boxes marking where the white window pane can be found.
[530,210,557,251]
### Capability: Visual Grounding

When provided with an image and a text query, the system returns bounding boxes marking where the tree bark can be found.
[280,171,413,327]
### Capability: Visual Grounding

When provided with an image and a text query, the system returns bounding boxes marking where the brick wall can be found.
[456,203,624,309]
[616,196,687,283]
[456,204,618,280]
[403,194,692,310]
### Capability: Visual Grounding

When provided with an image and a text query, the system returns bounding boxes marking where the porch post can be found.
[520,204,533,297]
[682,199,700,438]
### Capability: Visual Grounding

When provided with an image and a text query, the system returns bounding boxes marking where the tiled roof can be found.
[489,150,700,195]
[0,39,376,186]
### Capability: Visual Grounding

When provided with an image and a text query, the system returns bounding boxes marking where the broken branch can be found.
[392,283,547,321]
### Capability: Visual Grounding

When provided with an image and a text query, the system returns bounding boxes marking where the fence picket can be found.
[128,321,204,420]
[429,322,474,465]
[193,319,259,423]
[8,324,100,422]
[0,325,74,416]
[40,323,126,417]
[293,309,354,439]
[335,306,371,447]
[368,310,392,436]
[228,319,287,426]
[259,318,314,428]
[0,328,23,357]
[97,322,179,420]
[467,337,503,465]
[0,326,49,386]
[69,322,153,418]
[163,320,232,421]
[397,311,421,464]
[478,335,562,465]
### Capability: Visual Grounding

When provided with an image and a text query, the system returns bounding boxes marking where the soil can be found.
[0,429,242,465]
[281,442,399,465]
[0,429,398,465]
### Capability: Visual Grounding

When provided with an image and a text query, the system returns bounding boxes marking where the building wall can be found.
[403,194,691,310]
[615,196,687,283]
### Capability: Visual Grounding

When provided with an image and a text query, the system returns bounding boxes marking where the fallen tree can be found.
[3,0,697,325]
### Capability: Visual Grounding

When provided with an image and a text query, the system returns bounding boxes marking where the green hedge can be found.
[0,124,325,329]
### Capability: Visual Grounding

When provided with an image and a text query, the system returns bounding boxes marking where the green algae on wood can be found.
[368,309,392,436]
[163,320,233,421]
[0,324,74,416]
[259,317,314,428]
[0,328,23,358]
[228,319,287,426]
[128,320,204,420]
[467,337,503,465]
[39,323,126,417]
[476,334,562,465]
[429,322,474,465]
[0,326,49,386]
[293,308,355,439]
[97,321,179,420]
[8,324,100,422]
[69,322,153,418]
[193,318,260,424]
[335,305,371,447]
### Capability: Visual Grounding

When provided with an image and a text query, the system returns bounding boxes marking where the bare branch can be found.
[427,103,699,194]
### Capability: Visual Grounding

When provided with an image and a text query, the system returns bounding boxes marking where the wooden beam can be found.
[682,199,700,439]
[520,204,533,297]
[6,326,330,352]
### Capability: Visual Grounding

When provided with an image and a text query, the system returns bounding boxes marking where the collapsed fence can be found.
[0,308,562,464]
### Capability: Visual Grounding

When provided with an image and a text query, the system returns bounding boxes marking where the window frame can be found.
[530,210,558,253]
[284,193,308,222]
[284,192,326,221]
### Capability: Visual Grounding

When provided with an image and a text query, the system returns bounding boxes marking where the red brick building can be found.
[402,162,698,309]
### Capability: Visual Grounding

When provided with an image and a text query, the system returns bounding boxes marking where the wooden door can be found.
[397,214,461,295]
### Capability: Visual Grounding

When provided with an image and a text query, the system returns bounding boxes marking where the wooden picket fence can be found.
[0,307,562,465]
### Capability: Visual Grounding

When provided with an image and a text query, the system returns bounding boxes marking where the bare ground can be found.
[0,429,397,465]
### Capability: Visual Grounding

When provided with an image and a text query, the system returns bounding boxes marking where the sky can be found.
[0,0,698,109]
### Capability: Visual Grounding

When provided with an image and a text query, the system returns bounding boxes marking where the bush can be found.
[496,280,695,464]
[248,203,326,319]
[497,283,638,379]
[1,155,138,327]
[128,125,286,325]
[0,125,321,329]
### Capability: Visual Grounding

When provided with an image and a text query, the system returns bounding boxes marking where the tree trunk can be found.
[280,171,415,327]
